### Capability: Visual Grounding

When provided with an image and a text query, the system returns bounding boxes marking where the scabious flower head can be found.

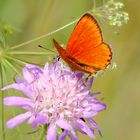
[2,59,106,140]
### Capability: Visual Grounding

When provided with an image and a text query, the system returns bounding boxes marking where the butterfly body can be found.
[53,13,112,74]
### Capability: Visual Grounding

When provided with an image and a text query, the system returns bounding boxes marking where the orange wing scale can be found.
[53,13,112,74]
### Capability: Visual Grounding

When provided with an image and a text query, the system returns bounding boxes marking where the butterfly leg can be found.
[87,73,92,79]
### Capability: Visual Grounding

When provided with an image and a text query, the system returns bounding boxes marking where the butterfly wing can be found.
[66,13,112,72]
[53,39,97,73]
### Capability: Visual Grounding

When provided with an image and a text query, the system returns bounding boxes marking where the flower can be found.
[2,59,106,140]
[91,0,129,27]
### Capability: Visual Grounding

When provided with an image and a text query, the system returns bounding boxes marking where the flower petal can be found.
[59,130,68,140]
[30,113,48,128]
[56,119,72,131]
[92,103,106,112]
[70,130,78,140]
[82,111,97,118]
[7,112,31,128]
[4,96,33,110]
[86,77,94,90]
[47,123,57,140]
[16,77,24,83]
[23,64,42,83]
[86,118,102,136]
[75,72,84,80]
[1,83,31,97]
[28,115,35,125]
[74,119,95,138]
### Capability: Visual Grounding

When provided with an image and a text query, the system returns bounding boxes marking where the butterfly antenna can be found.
[38,45,56,53]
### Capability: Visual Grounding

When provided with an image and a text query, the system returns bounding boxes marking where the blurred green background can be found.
[0,0,140,140]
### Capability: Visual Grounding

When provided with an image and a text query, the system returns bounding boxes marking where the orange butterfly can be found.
[53,13,112,74]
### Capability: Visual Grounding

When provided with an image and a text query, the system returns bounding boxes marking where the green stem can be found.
[38,125,48,140]
[102,0,106,5]
[7,51,53,55]
[3,59,22,77]
[32,134,36,140]
[7,8,101,51]
[1,61,24,140]
[93,0,96,9]
[5,55,28,65]
[0,63,5,140]
[0,32,6,49]
[10,18,78,50]
[5,55,44,66]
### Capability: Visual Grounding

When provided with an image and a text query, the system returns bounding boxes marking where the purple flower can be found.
[2,60,106,140]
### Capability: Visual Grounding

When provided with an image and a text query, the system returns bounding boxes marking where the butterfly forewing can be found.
[66,13,112,71]
[66,13,102,55]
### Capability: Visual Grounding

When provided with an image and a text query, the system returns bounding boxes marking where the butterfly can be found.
[53,13,112,74]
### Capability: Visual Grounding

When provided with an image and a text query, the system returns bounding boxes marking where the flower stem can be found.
[0,63,5,140]
[7,51,53,55]
[10,18,78,50]
[93,0,96,9]
[5,55,28,65]
[3,59,22,77]
[38,125,48,140]
[1,61,24,140]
